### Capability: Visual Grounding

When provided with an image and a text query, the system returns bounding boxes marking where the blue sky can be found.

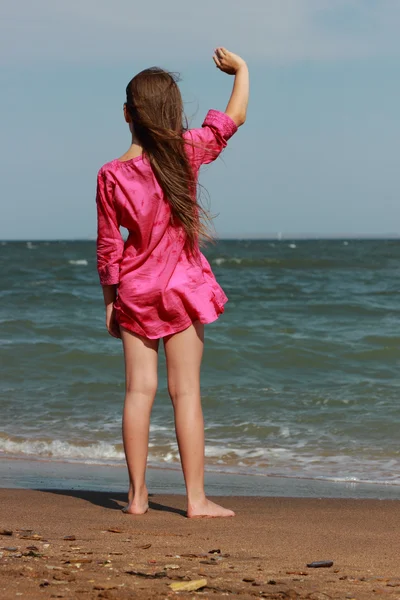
[1,0,400,239]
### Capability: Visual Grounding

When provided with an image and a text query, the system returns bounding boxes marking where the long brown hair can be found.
[125,67,212,252]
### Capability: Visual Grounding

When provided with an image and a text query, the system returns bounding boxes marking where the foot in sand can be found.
[187,498,235,519]
[123,485,148,515]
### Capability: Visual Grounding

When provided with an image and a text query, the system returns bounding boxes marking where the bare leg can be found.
[120,326,159,515]
[164,322,235,518]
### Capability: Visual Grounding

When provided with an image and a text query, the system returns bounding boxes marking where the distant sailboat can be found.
[277,232,283,241]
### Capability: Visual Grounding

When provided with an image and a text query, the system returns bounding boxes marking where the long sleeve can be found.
[96,168,125,286]
[184,109,238,171]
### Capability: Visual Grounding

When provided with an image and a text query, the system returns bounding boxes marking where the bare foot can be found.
[122,500,149,515]
[187,498,235,519]
[122,484,148,515]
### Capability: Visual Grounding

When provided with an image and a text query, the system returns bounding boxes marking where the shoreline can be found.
[2,456,400,500]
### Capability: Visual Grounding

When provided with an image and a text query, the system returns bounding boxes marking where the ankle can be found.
[187,490,206,506]
[132,483,148,498]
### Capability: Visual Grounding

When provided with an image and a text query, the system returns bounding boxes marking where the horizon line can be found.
[1,234,400,243]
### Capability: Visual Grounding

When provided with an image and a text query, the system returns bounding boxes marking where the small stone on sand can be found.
[0,529,13,536]
[169,578,207,592]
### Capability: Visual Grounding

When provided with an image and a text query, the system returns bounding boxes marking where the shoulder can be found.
[97,160,118,180]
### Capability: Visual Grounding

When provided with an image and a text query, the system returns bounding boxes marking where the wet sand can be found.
[0,488,399,599]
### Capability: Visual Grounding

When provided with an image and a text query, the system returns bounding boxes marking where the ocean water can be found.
[1,239,399,487]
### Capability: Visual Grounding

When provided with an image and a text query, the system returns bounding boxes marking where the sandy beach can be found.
[1,488,399,600]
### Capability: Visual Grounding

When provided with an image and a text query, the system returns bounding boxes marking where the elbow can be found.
[233,113,246,127]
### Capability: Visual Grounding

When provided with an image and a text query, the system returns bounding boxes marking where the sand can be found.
[0,489,399,599]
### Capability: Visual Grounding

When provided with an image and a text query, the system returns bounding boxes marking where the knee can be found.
[167,379,199,406]
[126,374,158,399]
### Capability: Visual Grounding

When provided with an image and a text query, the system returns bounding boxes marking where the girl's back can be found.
[96,110,237,339]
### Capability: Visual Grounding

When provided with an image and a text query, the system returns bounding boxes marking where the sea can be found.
[1,239,399,489]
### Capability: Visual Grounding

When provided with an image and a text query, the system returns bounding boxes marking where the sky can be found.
[1,0,400,239]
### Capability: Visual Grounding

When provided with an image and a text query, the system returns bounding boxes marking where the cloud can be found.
[1,0,400,66]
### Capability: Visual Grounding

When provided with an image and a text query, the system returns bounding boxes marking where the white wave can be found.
[0,438,124,462]
[26,242,37,249]
[69,259,88,266]
[280,426,291,438]
[289,243,297,249]
[213,257,242,266]
[343,241,349,245]
[2,435,400,486]
[150,424,172,433]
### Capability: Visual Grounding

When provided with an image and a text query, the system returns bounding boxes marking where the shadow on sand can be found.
[35,488,187,517]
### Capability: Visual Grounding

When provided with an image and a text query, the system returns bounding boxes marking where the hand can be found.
[213,47,246,75]
[106,303,121,339]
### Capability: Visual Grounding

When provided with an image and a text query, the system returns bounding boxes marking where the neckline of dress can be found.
[114,154,144,165]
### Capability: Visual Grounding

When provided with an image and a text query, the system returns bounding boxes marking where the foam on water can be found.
[68,259,88,266]
[0,437,125,462]
[1,434,399,486]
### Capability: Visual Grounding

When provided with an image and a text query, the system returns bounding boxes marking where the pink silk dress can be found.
[96,109,237,339]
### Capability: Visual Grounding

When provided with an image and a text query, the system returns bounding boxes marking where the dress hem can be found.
[116,306,226,340]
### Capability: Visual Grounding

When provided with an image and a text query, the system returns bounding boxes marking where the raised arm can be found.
[213,47,249,127]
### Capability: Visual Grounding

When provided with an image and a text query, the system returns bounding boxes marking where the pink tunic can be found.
[96,109,237,339]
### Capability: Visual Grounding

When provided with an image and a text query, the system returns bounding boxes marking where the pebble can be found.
[126,570,166,579]
[65,558,92,564]
[164,564,180,570]
[24,550,43,557]
[63,535,76,541]
[307,560,334,568]
[139,543,152,549]
[0,529,13,536]
[107,528,122,534]
[169,578,207,592]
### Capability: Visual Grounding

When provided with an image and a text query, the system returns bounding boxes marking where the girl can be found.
[96,47,249,518]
